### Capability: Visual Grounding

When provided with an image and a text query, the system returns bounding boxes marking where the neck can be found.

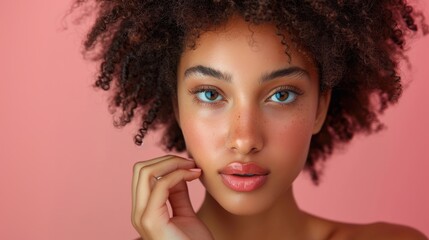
[197,186,311,240]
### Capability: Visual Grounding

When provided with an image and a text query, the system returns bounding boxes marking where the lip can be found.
[219,162,269,192]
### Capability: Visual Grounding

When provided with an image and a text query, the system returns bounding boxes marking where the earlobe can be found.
[312,89,332,134]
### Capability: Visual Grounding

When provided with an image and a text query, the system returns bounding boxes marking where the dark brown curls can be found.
[74,0,426,185]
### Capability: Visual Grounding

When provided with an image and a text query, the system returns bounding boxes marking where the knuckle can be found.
[132,214,144,231]
[140,213,154,230]
[131,216,138,229]
[133,161,146,173]
[139,165,153,179]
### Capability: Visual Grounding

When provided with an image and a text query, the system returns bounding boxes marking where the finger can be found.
[132,157,196,227]
[169,169,201,217]
[132,155,175,228]
[134,157,196,213]
[142,169,201,227]
[132,155,194,202]
[132,155,175,214]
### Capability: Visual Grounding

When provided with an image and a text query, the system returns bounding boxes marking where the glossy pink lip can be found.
[219,162,269,192]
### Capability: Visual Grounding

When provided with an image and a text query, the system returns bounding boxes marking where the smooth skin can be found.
[131,16,427,240]
[131,156,213,239]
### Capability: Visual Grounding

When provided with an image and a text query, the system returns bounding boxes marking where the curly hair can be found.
[73,0,426,184]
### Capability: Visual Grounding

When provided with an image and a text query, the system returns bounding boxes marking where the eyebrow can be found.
[260,67,310,83]
[183,65,309,83]
[184,65,232,82]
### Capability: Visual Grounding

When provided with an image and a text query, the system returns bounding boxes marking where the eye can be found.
[268,89,298,104]
[195,88,223,103]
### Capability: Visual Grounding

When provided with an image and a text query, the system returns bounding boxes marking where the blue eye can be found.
[196,89,223,103]
[269,90,297,104]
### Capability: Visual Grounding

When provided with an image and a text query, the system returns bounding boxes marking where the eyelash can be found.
[188,86,226,106]
[188,85,303,106]
[267,86,303,105]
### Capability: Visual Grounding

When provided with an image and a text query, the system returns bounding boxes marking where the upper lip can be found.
[219,162,270,176]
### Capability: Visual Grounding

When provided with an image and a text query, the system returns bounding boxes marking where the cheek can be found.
[275,128,311,157]
[275,116,313,152]
[178,105,226,161]
[264,108,315,171]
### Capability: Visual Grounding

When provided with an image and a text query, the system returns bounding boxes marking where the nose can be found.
[226,105,264,155]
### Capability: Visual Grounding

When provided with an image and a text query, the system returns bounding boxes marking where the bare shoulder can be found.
[332,221,428,240]
[356,222,427,240]
[306,214,427,240]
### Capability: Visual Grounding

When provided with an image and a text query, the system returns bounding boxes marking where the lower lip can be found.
[220,174,267,192]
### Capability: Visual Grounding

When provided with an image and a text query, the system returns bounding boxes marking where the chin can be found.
[224,203,269,216]
[225,194,276,216]
[206,184,277,216]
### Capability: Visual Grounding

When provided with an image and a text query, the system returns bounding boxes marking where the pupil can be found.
[276,91,288,101]
[205,90,218,100]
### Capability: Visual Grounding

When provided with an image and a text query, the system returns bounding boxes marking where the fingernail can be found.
[189,168,201,172]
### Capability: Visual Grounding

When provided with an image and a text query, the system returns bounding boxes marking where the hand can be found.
[131,155,214,240]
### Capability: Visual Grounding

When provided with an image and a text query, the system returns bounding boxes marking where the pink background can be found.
[1,1,428,239]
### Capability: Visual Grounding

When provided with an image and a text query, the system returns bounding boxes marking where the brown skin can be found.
[78,0,424,186]
[177,16,328,218]
[132,157,427,240]
[80,0,423,186]
[131,17,427,240]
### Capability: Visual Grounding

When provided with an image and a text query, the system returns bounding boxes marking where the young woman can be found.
[75,0,428,239]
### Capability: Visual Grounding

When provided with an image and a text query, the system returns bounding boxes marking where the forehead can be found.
[178,16,317,76]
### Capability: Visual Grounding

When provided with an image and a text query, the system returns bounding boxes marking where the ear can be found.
[312,89,331,134]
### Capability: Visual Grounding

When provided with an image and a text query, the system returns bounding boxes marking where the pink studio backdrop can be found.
[0,1,428,239]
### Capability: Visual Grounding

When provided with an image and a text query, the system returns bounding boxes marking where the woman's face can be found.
[176,17,330,215]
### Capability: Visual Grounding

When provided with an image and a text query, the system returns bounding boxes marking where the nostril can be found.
[248,147,260,154]
[229,142,261,155]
